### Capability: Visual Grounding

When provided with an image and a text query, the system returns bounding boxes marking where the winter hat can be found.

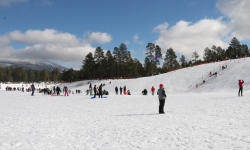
[159,84,164,87]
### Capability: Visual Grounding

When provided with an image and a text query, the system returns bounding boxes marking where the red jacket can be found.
[151,87,155,92]
[238,80,244,87]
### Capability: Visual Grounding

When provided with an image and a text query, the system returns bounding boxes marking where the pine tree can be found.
[192,51,199,64]
[27,69,36,82]
[81,52,95,79]
[113,47,121,77]
[154,45,162,65]
[0,67,5,82]
[179,55,187,68]
[163,48,178,71]
[5,67,13,82]
[94,47,105,78]
[225,46,234,59]
[40,70,50,81]
[134,58,145,77]
[230,37,241,58]
[216,46,225,60]
[104,50,115,78]
[241,44,249,57]
[61,68,75,82]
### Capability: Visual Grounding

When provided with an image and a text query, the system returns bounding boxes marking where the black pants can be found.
[94,91,96,97]
[99,92,102,98]
[159,99,165,113]
[238,87,243,96]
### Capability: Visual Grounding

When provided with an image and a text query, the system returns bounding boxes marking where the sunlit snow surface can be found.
[0,58,250,149]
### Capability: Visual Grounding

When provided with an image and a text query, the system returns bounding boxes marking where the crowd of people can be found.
[2,76,245,114]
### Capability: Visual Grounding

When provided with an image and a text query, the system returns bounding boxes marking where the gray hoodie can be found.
[157,87,166,99]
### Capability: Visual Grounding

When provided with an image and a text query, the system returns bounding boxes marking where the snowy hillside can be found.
[57,57,250,95]
[0,58,249,150]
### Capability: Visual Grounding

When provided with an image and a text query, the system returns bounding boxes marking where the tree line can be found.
[0,66,62,83]
[0,37,249,82]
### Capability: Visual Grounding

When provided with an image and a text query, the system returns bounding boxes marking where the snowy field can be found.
[0,58,250,150]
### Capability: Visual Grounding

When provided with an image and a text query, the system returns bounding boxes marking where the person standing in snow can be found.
[31,84,35,96]
[89,83,92,95]
[53,86,56,94]
[157,84,167,114]
[98,84,103,98]
[238,80,244,96]
[56,86,61,96]
[151,86,155,95]
[93,85,97,98]
[119,86,122,95]
[115,86,118,95]
[64,86,69,96]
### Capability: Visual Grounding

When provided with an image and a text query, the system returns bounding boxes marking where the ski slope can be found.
[0,58,249,150]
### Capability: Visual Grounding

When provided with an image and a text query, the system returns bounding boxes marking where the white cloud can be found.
[133,33,143,44]
[153,22,169,32]
[154,19,230,60]
[0,0,27,6]
[0,29,111,62]
[217,0,250,40]
[8,29,81,46]
[87,32,112,44]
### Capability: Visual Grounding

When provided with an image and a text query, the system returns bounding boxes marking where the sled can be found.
[91,96,107,99]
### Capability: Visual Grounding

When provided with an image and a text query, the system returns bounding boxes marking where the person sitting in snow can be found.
[142,89,148,95]
[123,90,127,95]
[127,90,131,95]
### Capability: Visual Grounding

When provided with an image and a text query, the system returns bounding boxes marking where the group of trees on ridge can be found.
[0,37,249,83]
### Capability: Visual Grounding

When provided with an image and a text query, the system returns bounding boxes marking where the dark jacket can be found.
[56,86,61,92]
[31,84,35,91]
[99,85,102,93]
[142,89,148,95]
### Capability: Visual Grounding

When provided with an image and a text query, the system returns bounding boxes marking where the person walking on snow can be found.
[238,80,244,96]
[157,84,167,114]
[151,86,155,95]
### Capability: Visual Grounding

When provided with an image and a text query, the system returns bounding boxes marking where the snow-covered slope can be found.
[57,57,250,95]
[0,58,249,150]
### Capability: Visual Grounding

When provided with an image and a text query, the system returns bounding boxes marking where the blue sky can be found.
[0,0,250,69]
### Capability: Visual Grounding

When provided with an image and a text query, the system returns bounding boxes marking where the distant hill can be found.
[0,58,68,72]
